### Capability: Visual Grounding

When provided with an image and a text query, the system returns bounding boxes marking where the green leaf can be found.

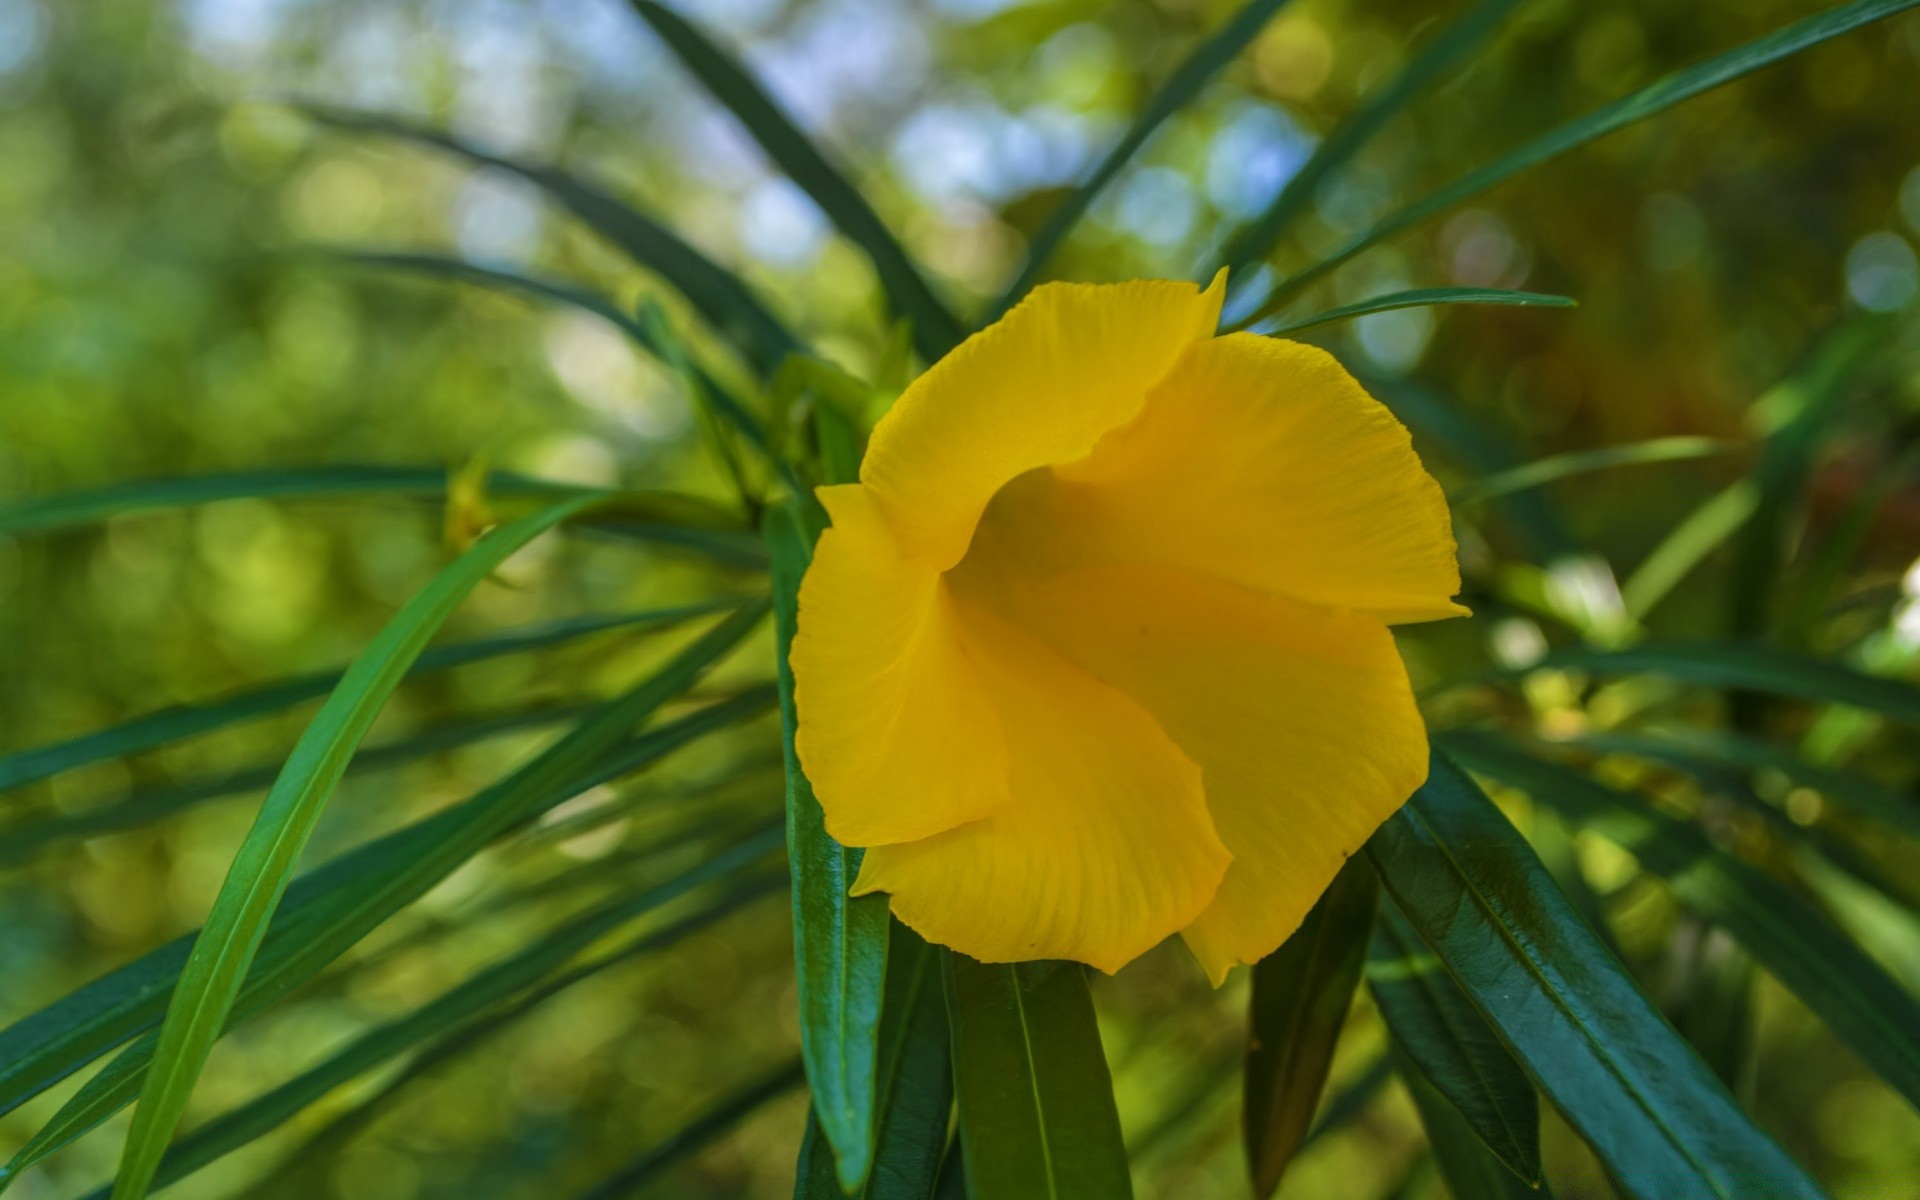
[1368,751,1821,1200]
[944,955,1132,1200]
[1728,315,1890,639]
[0,704,586,866]
[103,836,783,1196]
[1514,641,1920,725]
[796,923,954,1200]
[0,603,732,795]
[0,614,768,1141]
[1559,728,1920,839]
[1445,733,1920,1117]
[1448,437,1728,508]
[1243,854,1376,1198]
[625,0,962,362]
[1367,902,1539,1185]
[303,105,802,375]
[767,500,891,1192]
[576,1060,809,1200]
[1244,0,1920,317]
[1251,288,1574,338]
[1213,0,1526,275]
[989,0,1294,317]
[1620,481,1757,619]
[1391,1046,1541,1200]
[101,494,614,1200]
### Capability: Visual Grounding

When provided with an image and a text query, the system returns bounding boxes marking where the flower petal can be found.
[859,275,1225,569]
[793,485,1010,845]
[953,560,1428,986]
[851,602,1230,974]
[1046,333,1464,624]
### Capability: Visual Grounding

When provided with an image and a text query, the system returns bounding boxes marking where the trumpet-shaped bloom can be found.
[791,275,1463,982]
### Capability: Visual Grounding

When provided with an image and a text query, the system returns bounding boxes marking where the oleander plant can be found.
[3,0,1920,1197]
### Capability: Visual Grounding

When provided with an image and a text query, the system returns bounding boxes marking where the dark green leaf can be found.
[303,105,802,374]
[1213,0,1526,275]
[1448,437,1728,507]
[990,0,1294,316]
[767,500,891,1191]
[574,1060,808,1200]
[1368,751,1820,1199]
[1392,1046,1541,1200]
[1367,902,1539,1185]
[625,0,962,362]
[0,603,730,795]
[796,923,953,1200]
[1246,0,1920,316]
[0,611,768,1141]
[944,955,1132,1200]
[1445,733,1920,1117]
[1253,287,1574,338]
[1244,854,1376,1198]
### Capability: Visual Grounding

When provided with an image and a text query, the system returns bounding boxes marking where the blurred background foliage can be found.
[2,0,1919,1196]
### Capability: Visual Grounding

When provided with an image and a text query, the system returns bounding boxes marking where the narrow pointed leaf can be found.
[767,500,890,1191]
[1213,0,1525,274]
[1446,734,1920,1116]
[1518,641,1920,725]
[0,613,767,1136]
[1367,902,1539,1185]
[1368,751,1821,1200]
[304,106,801,374]
[574,1060,808,1200]
[796,923,954,1200]
[990,0,1294,316]
[1244,854,1376,1198]
[1392,1046,1541,1200]
[944,955,1132,1200]
[626,0,962,361]
[1253,288,1573,338]
[1448,437,1727,507]
[1248,0,1920,315]
[0,602,732,795]
[1620,481,1757,618]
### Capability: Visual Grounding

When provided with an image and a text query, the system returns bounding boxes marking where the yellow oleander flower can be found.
[791,274,1464,984]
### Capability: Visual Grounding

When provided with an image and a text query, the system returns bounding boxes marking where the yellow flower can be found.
[791,275,1464,983]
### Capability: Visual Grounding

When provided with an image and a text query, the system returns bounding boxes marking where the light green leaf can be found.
[944,955,1133,1200]
[1244,854,1376,1198]
[1253,287,1574,338]
[1245,0,1920,317]
[767,500,891,1192]
[625,0,963,362]
[1448,436,1728,507]
[1369,751,1821,1199]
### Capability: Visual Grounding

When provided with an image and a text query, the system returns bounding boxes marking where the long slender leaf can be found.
[0,603,730,795]
[1244,854,1376,1198]
[944,955,1133,1200]
[1449,437,1728,507]
[1392,1046,1540,1200]
[247,876,786,1194]
[109,833,782,1196]
[626,0,962,361]
[1367,902,1539,1185]
[989,0,1294,317]
[1620,481,1757,618]
[1446,733,1920,1116]
[0,611,768,1136]
[573,1060,808,1200]
[1244,0,1920,317]
[103,494,616,1200]
[1369,750,1821,1199]
[1516,641,1920,725]
[767,499,890,1191]
[303,105,802,374]
[796,923,953,1200]
[1212,0,1525,275]
[1252,287,1573,338]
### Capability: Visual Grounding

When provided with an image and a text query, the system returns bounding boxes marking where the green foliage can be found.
[3,0,1918,1196]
